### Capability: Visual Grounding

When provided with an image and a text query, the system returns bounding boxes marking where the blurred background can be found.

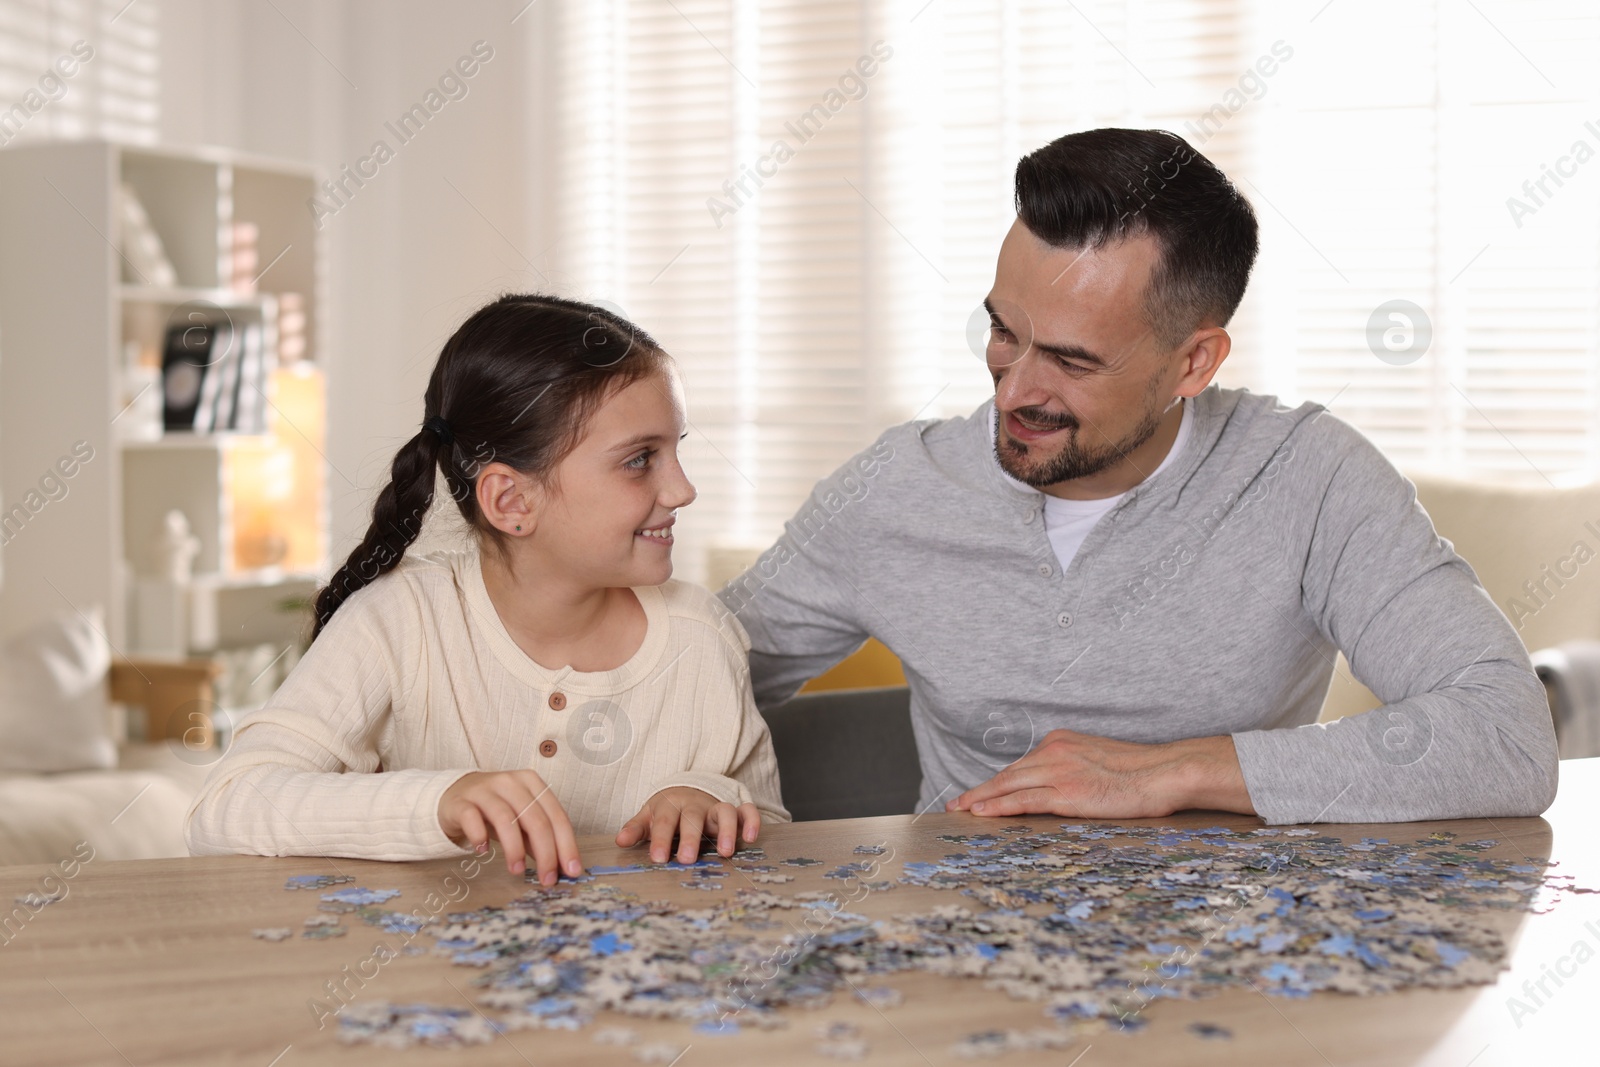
[2,0,1599,861]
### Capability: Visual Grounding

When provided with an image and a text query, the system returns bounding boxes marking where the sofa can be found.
[0,608,221,865]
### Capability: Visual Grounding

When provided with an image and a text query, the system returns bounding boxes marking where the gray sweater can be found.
[715,385,1559,824]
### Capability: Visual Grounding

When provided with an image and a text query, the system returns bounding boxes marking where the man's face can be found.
[983,219,1178,490]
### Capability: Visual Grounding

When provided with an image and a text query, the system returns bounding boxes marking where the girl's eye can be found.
[625,450,654,470]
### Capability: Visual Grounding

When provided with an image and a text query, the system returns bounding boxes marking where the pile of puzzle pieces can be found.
[258,824,1592,1056]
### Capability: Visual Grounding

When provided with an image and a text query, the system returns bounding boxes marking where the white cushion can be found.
[1319,470,1600,722]
[0,769,193,865]
[0,606,116,772]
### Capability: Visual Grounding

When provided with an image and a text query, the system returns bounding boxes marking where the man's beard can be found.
[994,383,1169,489]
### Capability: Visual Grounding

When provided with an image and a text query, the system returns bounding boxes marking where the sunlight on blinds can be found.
[551,0,1600,581]
[1261,0,1600,480]
[0,0,159,147]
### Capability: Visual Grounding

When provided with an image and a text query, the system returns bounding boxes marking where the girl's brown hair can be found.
[311,293,666,640]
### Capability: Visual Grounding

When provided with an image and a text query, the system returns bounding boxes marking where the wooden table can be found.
[2,759,1596,1066]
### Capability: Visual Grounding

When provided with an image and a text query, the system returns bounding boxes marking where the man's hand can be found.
[945,728,1254,819]
[616,787,761,863]
[438,770,583,883]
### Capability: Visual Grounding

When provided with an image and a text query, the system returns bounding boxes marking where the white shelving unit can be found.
[0,140,329,671]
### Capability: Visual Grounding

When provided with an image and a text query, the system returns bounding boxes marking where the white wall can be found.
[156,0,557,565]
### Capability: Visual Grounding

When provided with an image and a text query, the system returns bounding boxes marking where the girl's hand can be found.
[438,770,583,884]
[615,787,761,864]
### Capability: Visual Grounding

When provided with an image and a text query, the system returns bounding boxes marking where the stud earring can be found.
[515,525,522,531]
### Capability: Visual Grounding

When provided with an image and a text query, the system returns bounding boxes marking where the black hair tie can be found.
[423,415,454,446]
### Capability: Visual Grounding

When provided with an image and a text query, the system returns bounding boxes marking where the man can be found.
[716,127,1558,825]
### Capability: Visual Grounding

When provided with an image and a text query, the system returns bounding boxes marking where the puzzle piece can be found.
[816,1021,868,1059]
[824,862,875,881]
[337,1002,494,1048]
[633,1042,687,1063]
[284,874,353,891]
[592,1025,636,1045]
[587,860,722,876]
[307,822,1598,1050]
[949,1028,1076,1057]
[817,1037,869,1060]
[321,887,402,906]
[853,985,902,1009]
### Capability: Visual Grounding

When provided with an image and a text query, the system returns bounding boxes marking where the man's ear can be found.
[1174,325,1231,398]
[476,462,539,536]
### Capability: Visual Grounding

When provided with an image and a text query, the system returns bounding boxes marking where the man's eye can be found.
[990,320,1011,340]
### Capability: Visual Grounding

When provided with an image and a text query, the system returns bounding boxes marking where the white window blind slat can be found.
[553,0,1600,583]
[0,0,158,147]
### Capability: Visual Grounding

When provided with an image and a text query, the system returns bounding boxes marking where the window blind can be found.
[0,0,159,148]
[551,0,1600,585]
[1262,0,1600,479]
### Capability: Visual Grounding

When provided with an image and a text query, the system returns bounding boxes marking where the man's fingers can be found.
[970,786,1073,817]
[948,732,1085,810]
[948,771,1014,810]
[949,759,1075,813]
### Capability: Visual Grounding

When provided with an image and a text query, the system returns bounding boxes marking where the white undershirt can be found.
[991,398,1194,574]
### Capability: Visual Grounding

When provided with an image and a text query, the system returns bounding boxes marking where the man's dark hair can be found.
[1014,128,1259,349]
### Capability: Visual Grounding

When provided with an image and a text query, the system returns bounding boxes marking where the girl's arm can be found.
[617,593,791,861]
[642,670,788,828]
[184,584,476,862]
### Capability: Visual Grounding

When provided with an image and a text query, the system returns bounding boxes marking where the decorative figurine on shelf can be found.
[133,510,201,657]
[157,509,201,583]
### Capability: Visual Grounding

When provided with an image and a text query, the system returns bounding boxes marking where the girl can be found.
[185,294,788,883]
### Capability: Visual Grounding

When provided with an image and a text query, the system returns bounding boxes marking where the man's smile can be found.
[1004,409,1073,442]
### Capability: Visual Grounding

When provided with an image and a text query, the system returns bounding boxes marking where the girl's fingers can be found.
[676,806,708,864]
[708,803,737,857]
[455,803,489,853]
[737,803,761,843]
[505,791,559,886]
[532,784,584,878]
[648,804,680,864]
[616,808,651,848]
[476,795,530,876]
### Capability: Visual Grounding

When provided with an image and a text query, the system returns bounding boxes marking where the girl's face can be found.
[536,365,696,588]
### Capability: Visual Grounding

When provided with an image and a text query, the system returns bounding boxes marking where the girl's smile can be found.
[635,517,676,544]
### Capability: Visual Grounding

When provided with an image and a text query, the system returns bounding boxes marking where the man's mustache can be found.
[1007,406,1077,431]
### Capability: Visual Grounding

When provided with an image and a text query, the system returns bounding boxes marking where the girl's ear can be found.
[476,462,540,536]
